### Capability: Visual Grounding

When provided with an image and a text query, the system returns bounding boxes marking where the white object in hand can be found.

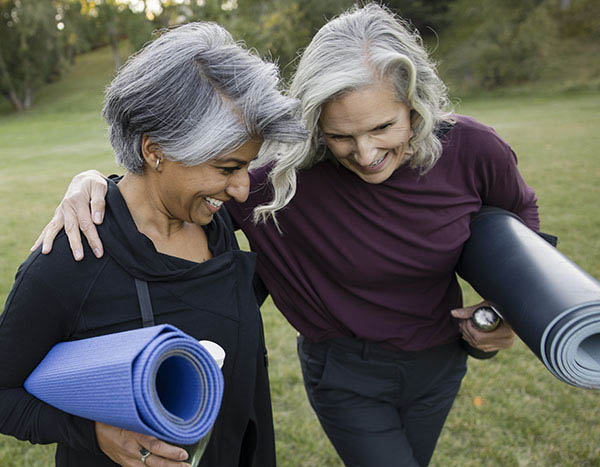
[199,341,226,369]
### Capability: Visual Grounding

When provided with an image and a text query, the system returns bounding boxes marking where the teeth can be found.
[204,196,223,208]
[368,155,386,167]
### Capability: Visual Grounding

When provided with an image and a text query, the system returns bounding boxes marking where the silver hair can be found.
[103,22,307,174]
[254,3,453,225]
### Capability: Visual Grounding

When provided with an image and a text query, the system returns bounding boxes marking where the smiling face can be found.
[155,139,262,226]
[319,79,412,184]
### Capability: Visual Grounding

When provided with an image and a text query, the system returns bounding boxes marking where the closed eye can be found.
[326,134,349,140]
[218,166,241,175]
[373,122,392,132]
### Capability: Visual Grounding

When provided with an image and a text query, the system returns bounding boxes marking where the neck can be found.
[117,172,185,240]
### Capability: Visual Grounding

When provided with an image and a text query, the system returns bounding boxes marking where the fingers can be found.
[95,422,190,467]
[135,433,189,464]
[78,172,107,257]
[453,301,515,352]
[450,300,491,320]
[143,451,191,467]
[61,176,106,260]
[458,319,515,352]
[74,198,103,259]
[90,175,108,225]
[43,212,67,255]
[31,170,108,258]
[62,199,85,261]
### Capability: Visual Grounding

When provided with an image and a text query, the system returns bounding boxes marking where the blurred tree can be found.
[438,0,560,90]
[226,0,355,78]
[90,0,152,69]
[382,0,457,39]
[55,1,95,64]
[0,0,63,111]
[554,0,600,40]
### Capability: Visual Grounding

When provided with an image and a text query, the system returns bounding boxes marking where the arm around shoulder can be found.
[31,170,109,260]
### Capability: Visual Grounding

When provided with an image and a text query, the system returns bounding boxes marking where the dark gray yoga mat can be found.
[458,207,600,389]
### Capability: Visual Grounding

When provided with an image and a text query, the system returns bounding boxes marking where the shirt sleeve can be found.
[474,127,540,231]
[0,251,101,454]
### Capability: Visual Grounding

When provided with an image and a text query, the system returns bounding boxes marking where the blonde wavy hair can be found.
[253,3,453,226]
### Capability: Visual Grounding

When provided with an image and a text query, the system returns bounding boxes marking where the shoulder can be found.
[1,232,109,332]
[444,114,516,166]
[16,232,108,296]
[447,115,506,145]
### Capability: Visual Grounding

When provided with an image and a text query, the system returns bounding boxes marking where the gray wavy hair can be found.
[103,22,307,174]
[254,3,453,225]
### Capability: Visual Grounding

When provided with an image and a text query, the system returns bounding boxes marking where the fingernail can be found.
[93,212,102,223]
[180,450,189,460]
[74,249,83,260]
[42,246,50,254]
[93,248,102,258]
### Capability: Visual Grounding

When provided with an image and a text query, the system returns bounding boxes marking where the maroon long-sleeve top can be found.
[227,115,539,351]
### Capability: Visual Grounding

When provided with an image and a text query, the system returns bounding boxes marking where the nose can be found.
[353,137,379,166]
[226,168,250,203]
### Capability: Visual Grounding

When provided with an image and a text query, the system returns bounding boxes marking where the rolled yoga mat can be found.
[24,324,224,444]
[458,207,600,389]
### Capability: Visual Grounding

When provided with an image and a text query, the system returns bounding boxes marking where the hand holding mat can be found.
[24,325,224,444]
[459,207,600,389]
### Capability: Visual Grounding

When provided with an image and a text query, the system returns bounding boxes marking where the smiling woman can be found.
[117,137,263,263]
[319,79,413,184]
[0,21,306,467]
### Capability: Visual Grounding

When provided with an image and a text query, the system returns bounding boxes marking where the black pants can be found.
[297,335,467,467]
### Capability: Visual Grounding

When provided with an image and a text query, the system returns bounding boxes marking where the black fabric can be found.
[297,335,467,467]
[0,180,274,467]
[134,278,155,327]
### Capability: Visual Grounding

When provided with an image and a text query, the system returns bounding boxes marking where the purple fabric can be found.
[228,115,539,351]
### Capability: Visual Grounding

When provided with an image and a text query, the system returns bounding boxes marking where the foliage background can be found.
[1,0,599,111]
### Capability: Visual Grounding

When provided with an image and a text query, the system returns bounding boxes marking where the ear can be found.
[141,135,164,171]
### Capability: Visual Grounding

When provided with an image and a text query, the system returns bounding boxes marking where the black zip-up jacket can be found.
[0,180,275,466]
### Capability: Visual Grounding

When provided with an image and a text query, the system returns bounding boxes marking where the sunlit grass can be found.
[1,46,599,466]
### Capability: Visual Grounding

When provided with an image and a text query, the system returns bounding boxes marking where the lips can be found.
[358,151,388,173]
[204,196,224,213]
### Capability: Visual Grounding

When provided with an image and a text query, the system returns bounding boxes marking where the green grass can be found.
[1,46,599,466]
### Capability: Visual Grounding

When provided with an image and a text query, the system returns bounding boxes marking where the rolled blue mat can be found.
[459,207,600,389]
[24,325,224,444]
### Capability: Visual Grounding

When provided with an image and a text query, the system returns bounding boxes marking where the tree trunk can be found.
[24,86,34,110]
[108,22,121,70]
[0,50,24,111]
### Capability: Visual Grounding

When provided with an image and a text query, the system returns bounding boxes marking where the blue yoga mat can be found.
[24,325,224,444]
[459,207,600,389]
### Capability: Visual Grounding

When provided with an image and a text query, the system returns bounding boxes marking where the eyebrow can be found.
[214,155,259,165]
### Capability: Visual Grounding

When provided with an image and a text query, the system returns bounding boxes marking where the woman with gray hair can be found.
[34,4,539,466]
[0,21,305,467]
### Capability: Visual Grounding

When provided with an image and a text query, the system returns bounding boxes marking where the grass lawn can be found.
[1,46,599,466]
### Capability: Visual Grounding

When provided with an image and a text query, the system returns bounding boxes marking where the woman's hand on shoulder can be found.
[95,421,190,467]
[451,301,515,353]
[31,170,108,261]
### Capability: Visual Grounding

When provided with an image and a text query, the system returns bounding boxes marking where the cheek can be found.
[372,133,402,149]
[326,140,351,159]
